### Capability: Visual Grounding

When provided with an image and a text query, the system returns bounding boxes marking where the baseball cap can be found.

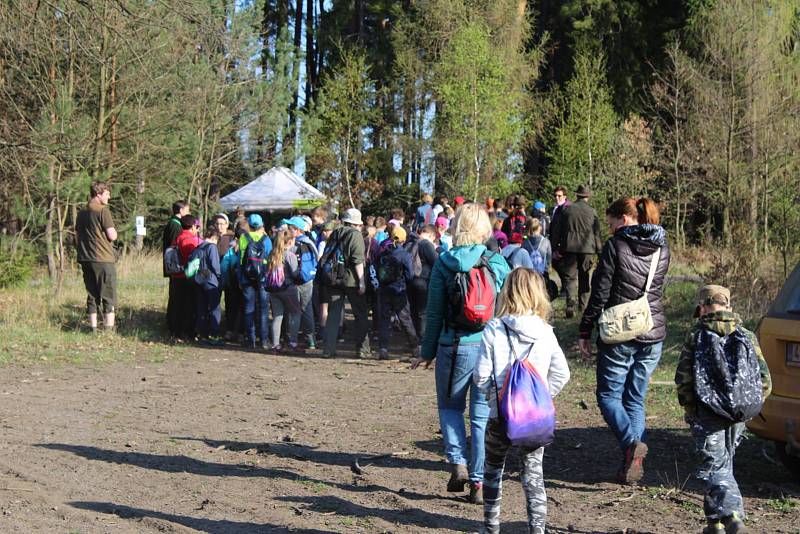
[534,201,546,211]
[248,214,264,229]
[454,196,465,205]
[694,284,731,317]
[281,216,307,230]
[435,216,449,228]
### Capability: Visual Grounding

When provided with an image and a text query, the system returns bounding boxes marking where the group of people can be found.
[73,180,773,534]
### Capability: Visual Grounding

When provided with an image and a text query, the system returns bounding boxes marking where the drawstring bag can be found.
[492,323,556,448]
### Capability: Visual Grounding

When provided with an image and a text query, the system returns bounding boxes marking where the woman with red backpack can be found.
[411,203,510,505]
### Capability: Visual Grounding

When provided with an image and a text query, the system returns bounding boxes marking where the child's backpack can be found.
[185,243,211,285]
[493,323,556,448]
[403,239,424,278]
[446,252,497,332]
[242,233,268,284]
[377,247,403,287]
[163,245,183,276]
[528,237,547,274]
[294,240,318,284]
[508,213,527,244]
[317,232,346,288]
[693,327,764,423]
[265,262,286,293]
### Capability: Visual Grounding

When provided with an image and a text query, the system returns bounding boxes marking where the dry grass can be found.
[0,251,187,365]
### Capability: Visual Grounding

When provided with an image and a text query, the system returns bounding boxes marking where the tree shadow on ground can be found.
[69,501,330,534]
[54,303,171,343]
[36,442,443,502]
[546,426,800,499]
[174,436,446,474]
[275,494,482,532]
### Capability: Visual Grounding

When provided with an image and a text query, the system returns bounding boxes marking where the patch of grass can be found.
[0,251,190,365]
[767,497,797,513]
[297,478,329,493]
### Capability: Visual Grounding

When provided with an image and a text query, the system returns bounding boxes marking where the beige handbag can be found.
[598,248,661,344]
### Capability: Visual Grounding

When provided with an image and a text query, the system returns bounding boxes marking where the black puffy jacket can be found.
[579,224,670,343]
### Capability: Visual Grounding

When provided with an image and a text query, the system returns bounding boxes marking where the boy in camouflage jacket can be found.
[675,285,772,534]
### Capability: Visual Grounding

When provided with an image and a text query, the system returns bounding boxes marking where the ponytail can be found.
[636,198,660,225]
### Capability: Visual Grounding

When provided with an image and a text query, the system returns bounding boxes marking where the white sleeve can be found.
[545,330,570,397]
[474,321,498,393]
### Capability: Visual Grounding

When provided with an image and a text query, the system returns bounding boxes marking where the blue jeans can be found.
[595,340,662,451]
[434,342,488,482]
[242,284,270,345]
[195,286,221,338]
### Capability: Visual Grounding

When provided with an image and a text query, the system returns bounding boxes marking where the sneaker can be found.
[378,348,390,360]
[307,340,316,350]
[447,464,469,492]
[702,522,725,534]
[468,482,484,505]
[620,441,648,484]
[723,512,747,533]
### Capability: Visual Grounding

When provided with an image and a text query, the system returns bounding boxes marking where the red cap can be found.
[454,196,465,205]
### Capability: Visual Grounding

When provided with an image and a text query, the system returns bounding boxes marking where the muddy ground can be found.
[0,339,798,534]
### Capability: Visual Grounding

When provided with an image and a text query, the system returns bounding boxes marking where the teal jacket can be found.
[420,244,510,359]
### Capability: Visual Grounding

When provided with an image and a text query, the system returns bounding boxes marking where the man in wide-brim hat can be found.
[550,184,603,318]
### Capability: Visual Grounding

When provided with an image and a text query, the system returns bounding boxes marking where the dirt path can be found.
[0,346,797,533]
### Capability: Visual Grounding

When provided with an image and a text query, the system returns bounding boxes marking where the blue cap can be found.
[248,214,264,228]
[279,216,306,230]
[534,201,546,211]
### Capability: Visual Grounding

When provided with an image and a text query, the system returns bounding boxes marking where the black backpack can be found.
[377,247,403,286]
[693,327,764,423]
[403,239,424,278]
[242,233,268,285]
[317,231,347,288]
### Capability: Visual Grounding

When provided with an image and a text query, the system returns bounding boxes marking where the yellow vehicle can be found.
[747,261,800,478]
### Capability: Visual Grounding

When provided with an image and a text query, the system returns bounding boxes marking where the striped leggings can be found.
[482,419,547,534]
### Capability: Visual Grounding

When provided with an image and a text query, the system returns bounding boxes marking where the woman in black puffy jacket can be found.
[577,197,670,485]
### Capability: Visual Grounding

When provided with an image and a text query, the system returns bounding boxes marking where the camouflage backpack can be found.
[693,327,763,423]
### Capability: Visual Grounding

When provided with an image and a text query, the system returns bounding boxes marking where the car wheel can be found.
[775,441,800,480]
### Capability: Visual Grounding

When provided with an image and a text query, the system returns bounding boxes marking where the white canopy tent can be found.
[218,167,326,211]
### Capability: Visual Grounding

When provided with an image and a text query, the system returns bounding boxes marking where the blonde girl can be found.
[266,229,302,352]
[473,268,571,534]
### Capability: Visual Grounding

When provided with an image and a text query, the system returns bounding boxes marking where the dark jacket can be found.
[551,199,602,254]
[378,242,414,296]
[163,216,182,252]
[549,200,571,237]
[579,224,671,343]
[194,241,222,290]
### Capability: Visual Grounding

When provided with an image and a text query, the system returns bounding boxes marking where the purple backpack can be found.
[493,323,556,448]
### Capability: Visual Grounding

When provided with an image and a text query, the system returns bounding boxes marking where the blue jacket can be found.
[195,241,221,290]
[501,244,533,270]
[220,246,239,289]
[420,244,510,359]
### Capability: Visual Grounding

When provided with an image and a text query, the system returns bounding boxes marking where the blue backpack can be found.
[526,237,546,274]
[295,241,318,284]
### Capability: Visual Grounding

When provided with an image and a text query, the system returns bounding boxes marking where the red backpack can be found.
[447,253,497,332]
[508,213,527,244]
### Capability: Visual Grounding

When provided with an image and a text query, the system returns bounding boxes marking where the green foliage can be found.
[546,48,618,195]
[0,237,36,289]
[303,45,381,210]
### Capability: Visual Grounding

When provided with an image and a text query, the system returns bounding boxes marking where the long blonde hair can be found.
[451,203,492,247]
[267,229,294,272]
[496,268,551,320]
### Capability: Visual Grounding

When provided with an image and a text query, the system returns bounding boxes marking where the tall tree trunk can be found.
[92,0,110,177]
[305,0,315,106]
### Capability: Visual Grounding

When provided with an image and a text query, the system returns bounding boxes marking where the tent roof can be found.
[218,167,325,211]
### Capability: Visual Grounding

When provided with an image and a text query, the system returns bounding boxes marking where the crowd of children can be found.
[157,193,771,534]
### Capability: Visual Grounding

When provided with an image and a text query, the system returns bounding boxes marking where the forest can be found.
[0,0,799,296]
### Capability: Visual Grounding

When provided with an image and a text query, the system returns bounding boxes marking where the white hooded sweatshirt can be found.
[474,315,570,419]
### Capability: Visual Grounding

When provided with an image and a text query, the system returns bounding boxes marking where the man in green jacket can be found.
[551,185,602,318]
[322,208,370,358]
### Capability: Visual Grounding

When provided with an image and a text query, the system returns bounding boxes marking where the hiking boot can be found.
[702,522,725,534]
[468,482,484,505]
[379,348,390,360]
[620,441,648,484]
[447,464,469,492]
[723,512,747,533]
